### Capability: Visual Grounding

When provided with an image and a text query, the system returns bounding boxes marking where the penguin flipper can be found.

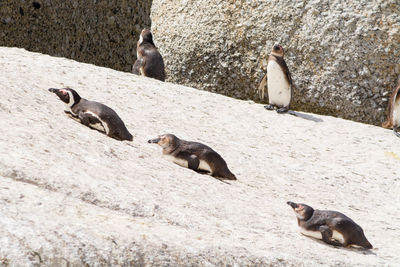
[187,154,200,171]
[78,111,106,133]
[78,112,100,125]
[132,58,144,75]
[64,110,81,122]
[258,73,268,100]
[319,225,342,247]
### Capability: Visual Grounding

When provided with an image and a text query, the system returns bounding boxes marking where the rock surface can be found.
[0,47,399,266]
[151,0,400,125]
[0,0,152,72]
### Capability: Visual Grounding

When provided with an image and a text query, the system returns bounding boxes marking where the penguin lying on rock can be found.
[49,87,133,141]
[148,134,236,181]
[287,201,373,249]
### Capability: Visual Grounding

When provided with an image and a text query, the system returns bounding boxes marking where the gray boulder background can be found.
[151,0,400,125]
[1,0,399,125]
[0,0,152,72]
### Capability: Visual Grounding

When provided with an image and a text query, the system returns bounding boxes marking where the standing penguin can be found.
[287,201,373,249]
[48,87,133,141]
[382,78,400,137]
[132,28,166,81]
[148,134,236,181]
[258,44,293,113]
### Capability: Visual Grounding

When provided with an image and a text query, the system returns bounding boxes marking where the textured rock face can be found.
[1,47,400,266]
[0,0,152,72]
[151,0,400,125]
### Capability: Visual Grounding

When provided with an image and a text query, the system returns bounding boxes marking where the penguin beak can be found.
[48,88,59,93]
[287,201,298,209]
[148,137,161,144]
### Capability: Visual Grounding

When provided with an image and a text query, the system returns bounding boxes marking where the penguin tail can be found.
[226,172,237,180]
[364,243,373,249]
[222,169,237,180]
[126,134,133,141]
[211,169,236,181]
[361,238,373,249]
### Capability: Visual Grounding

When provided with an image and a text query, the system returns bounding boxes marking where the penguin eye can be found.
[60,89,67,95]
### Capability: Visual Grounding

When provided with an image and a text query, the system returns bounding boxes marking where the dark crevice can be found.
[32,2,41,9]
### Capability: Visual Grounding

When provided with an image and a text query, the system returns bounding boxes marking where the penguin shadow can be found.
[287,110,323,123]
[195,170,233,185]
[312,238,377,255]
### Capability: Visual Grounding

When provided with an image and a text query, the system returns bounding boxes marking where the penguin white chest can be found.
[164,155,188,168]
[392,97,400,127]
[267,60,291,107]
[198,160,212,173]
[163,156,212,173]
[299,228,345,244]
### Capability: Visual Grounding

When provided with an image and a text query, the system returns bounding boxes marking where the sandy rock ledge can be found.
[0,47,399,266]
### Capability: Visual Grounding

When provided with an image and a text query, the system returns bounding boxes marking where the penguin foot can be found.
[277,107,289,114]
[264,104,276,110]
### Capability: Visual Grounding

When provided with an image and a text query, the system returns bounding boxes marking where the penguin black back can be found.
[49,87,133,141]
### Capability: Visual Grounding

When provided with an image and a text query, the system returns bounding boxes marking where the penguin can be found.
[48,87,133,141]
[258,44,293,113]
[287,201,373,249]
[132,28,166,81]
[382,78,400,137]
[147,134,236,180]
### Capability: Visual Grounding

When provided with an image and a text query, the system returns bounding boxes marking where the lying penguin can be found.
[148,134,236,180]
[48,87,133,141]
[382,79,400,137]
[132,28,166,81]
[258,44,293,113]
[287,201,372,249]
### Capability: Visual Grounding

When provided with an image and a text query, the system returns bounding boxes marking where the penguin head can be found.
[139,28,155,46]
[148,134,178,149]
[271,44,284,57]
[48,87,81,107]
[287,201,314,221]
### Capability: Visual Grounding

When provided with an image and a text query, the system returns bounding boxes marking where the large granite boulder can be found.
[0,0,152,72]
[151,0,400,125]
